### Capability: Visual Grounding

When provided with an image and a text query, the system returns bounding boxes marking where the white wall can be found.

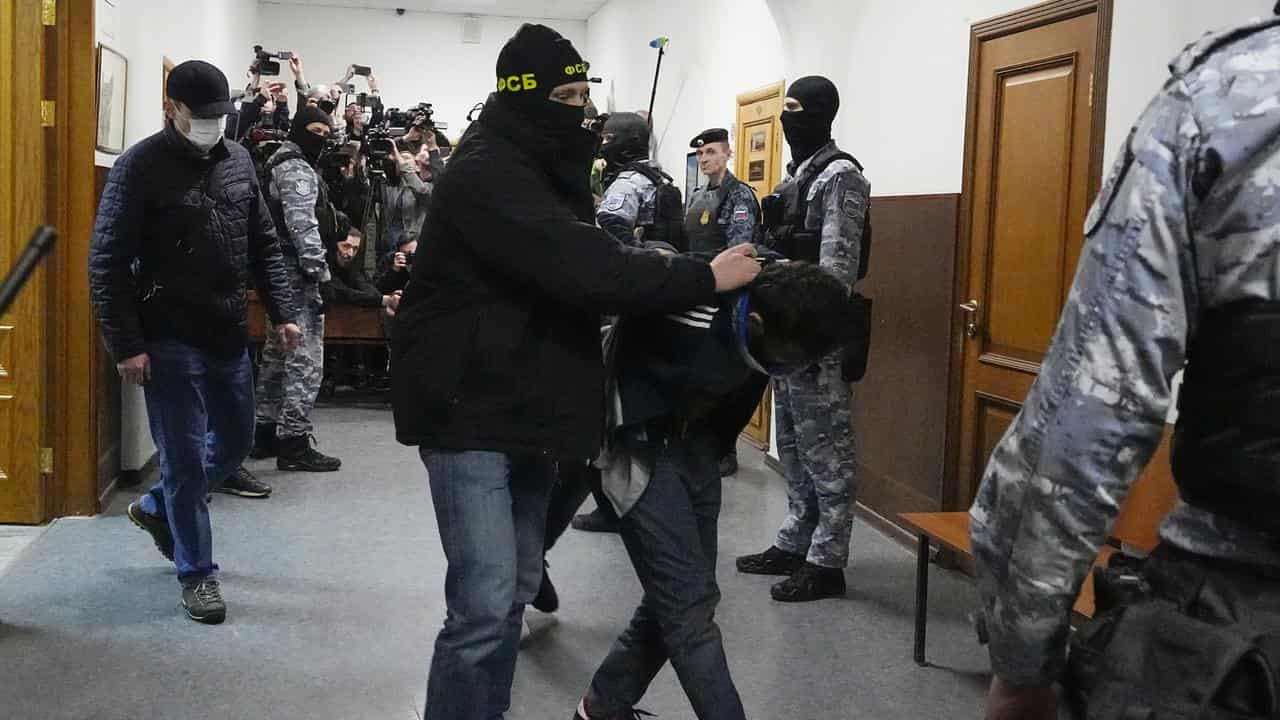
[585,0,787,179]
[96,0,261,469]
[259,4,588,140]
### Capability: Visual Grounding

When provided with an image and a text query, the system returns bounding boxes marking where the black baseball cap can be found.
[166,60,236,118]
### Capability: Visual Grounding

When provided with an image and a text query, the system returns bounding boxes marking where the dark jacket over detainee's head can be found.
[747,261,862,370]
[390,24,717,459]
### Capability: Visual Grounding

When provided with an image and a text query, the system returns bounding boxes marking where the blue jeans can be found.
[137,341,254,582]
[420,448,554,720]
[587,427,746,720]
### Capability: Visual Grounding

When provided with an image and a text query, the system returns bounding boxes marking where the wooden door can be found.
[0,0,52,522]
[950,1,1111,509]
[735,81,786,450]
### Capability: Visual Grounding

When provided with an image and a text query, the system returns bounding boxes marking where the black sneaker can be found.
[181,576,227,624]
[718,453,738,477]
[277,434,341,472]
[213,466,273,498]
[771,562,846,602]
[249,422,278,459]
[127,501,174,562]
[532,560,559,614]
[571,508,619,534]
[736,545,805,576]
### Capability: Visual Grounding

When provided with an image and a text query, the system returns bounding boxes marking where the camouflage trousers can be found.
[774,353,857,568]
[255,296,325,439]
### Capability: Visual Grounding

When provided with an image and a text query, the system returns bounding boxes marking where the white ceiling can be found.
[261,0,609,21]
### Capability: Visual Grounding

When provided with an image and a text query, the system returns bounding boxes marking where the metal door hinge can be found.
[41,100,55,127]
[42,0,57,26]
[39,447,53,475]
[1088,73,1095,108]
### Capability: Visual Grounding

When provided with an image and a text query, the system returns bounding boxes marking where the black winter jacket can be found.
[391,97,717,459]
[89,124,299,362]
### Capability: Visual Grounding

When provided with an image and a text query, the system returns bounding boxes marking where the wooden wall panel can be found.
[853,194,959,518]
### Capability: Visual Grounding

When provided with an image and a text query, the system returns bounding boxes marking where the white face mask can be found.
[180,116,225,153]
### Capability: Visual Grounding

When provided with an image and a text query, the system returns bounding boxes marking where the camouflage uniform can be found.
[255,141,330,439]
[597,166,657,247]
[774,141,870,569]
[971,17,1280,690]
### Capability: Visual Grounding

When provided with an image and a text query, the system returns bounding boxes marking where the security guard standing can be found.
[971,15,1280,720]
[685,128,765,477]
[684,128,758,253]
[735,76,870,603]
[597,112,658,246]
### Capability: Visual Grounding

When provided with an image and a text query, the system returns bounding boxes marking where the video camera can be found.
[251,46,293,77]
[385,102,435,133]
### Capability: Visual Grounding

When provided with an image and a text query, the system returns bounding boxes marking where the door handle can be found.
[959,300,982,339]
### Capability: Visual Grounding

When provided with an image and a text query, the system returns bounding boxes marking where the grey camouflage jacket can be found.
[269,143,330,286]
[779,140,870,289]
[971,16,1280,688]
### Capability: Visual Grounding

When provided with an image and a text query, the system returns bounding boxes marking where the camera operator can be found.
[252,105,344,473]
[376,237,415,296]
[228,77,289,141]
[380,136,441,258]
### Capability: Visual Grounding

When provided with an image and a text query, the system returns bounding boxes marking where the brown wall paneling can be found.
[853,194,959,518]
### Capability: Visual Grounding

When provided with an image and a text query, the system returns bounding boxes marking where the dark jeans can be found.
[586,427,746,720]
[420,448,554,720]
[544,460,616,553]
[137,340,254,582]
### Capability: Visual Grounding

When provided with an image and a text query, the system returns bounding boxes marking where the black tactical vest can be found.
[1171,300,1280,533]
[683,177,740,254]
[762,145,870,280]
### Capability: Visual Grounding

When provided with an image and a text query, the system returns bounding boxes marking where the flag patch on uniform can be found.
[841,190,861,218]
[733,205,750,222]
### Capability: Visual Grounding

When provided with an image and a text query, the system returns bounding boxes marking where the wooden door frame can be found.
[48,0,100,517]
[942,0,1113,512]
[734,80,786,451]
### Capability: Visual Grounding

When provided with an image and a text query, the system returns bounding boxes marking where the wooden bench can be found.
[899,431,1179,666]
[246,290,386,344]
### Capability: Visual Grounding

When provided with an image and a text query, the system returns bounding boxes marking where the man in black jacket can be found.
[89,60,301,625]
[574,260,861,720]
[391,24,761,720]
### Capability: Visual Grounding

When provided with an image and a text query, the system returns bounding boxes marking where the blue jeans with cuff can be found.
[137,340,254,582]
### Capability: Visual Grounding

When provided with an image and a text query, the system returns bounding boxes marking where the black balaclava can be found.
[600,112,650,169]
[781,75,839,167]
[290,105,331,165]
[494,23,592,138]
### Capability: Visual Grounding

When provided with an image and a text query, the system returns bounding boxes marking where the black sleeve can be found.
[88,155,148,363]
[234,96,266,141]
[246,162,300,325]
[324,268,383,307]
[444,160,716,316]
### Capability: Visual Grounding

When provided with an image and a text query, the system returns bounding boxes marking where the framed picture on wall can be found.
[96,44,128,154]
[685,151,700,209]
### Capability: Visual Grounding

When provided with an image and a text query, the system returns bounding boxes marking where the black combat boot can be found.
[249,422,278,459]
[718,452,738,477]
[735,545,805,576]
[276,434,342,472]
[770,561,846,602]
[532,560,559,614]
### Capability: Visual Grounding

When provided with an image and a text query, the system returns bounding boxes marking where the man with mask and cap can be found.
[596,111,661,247]
[391,23,762,720]
[736,75,871,603]
[251,104,344,472]
[90,60,302,624]
[685,127,765,478]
